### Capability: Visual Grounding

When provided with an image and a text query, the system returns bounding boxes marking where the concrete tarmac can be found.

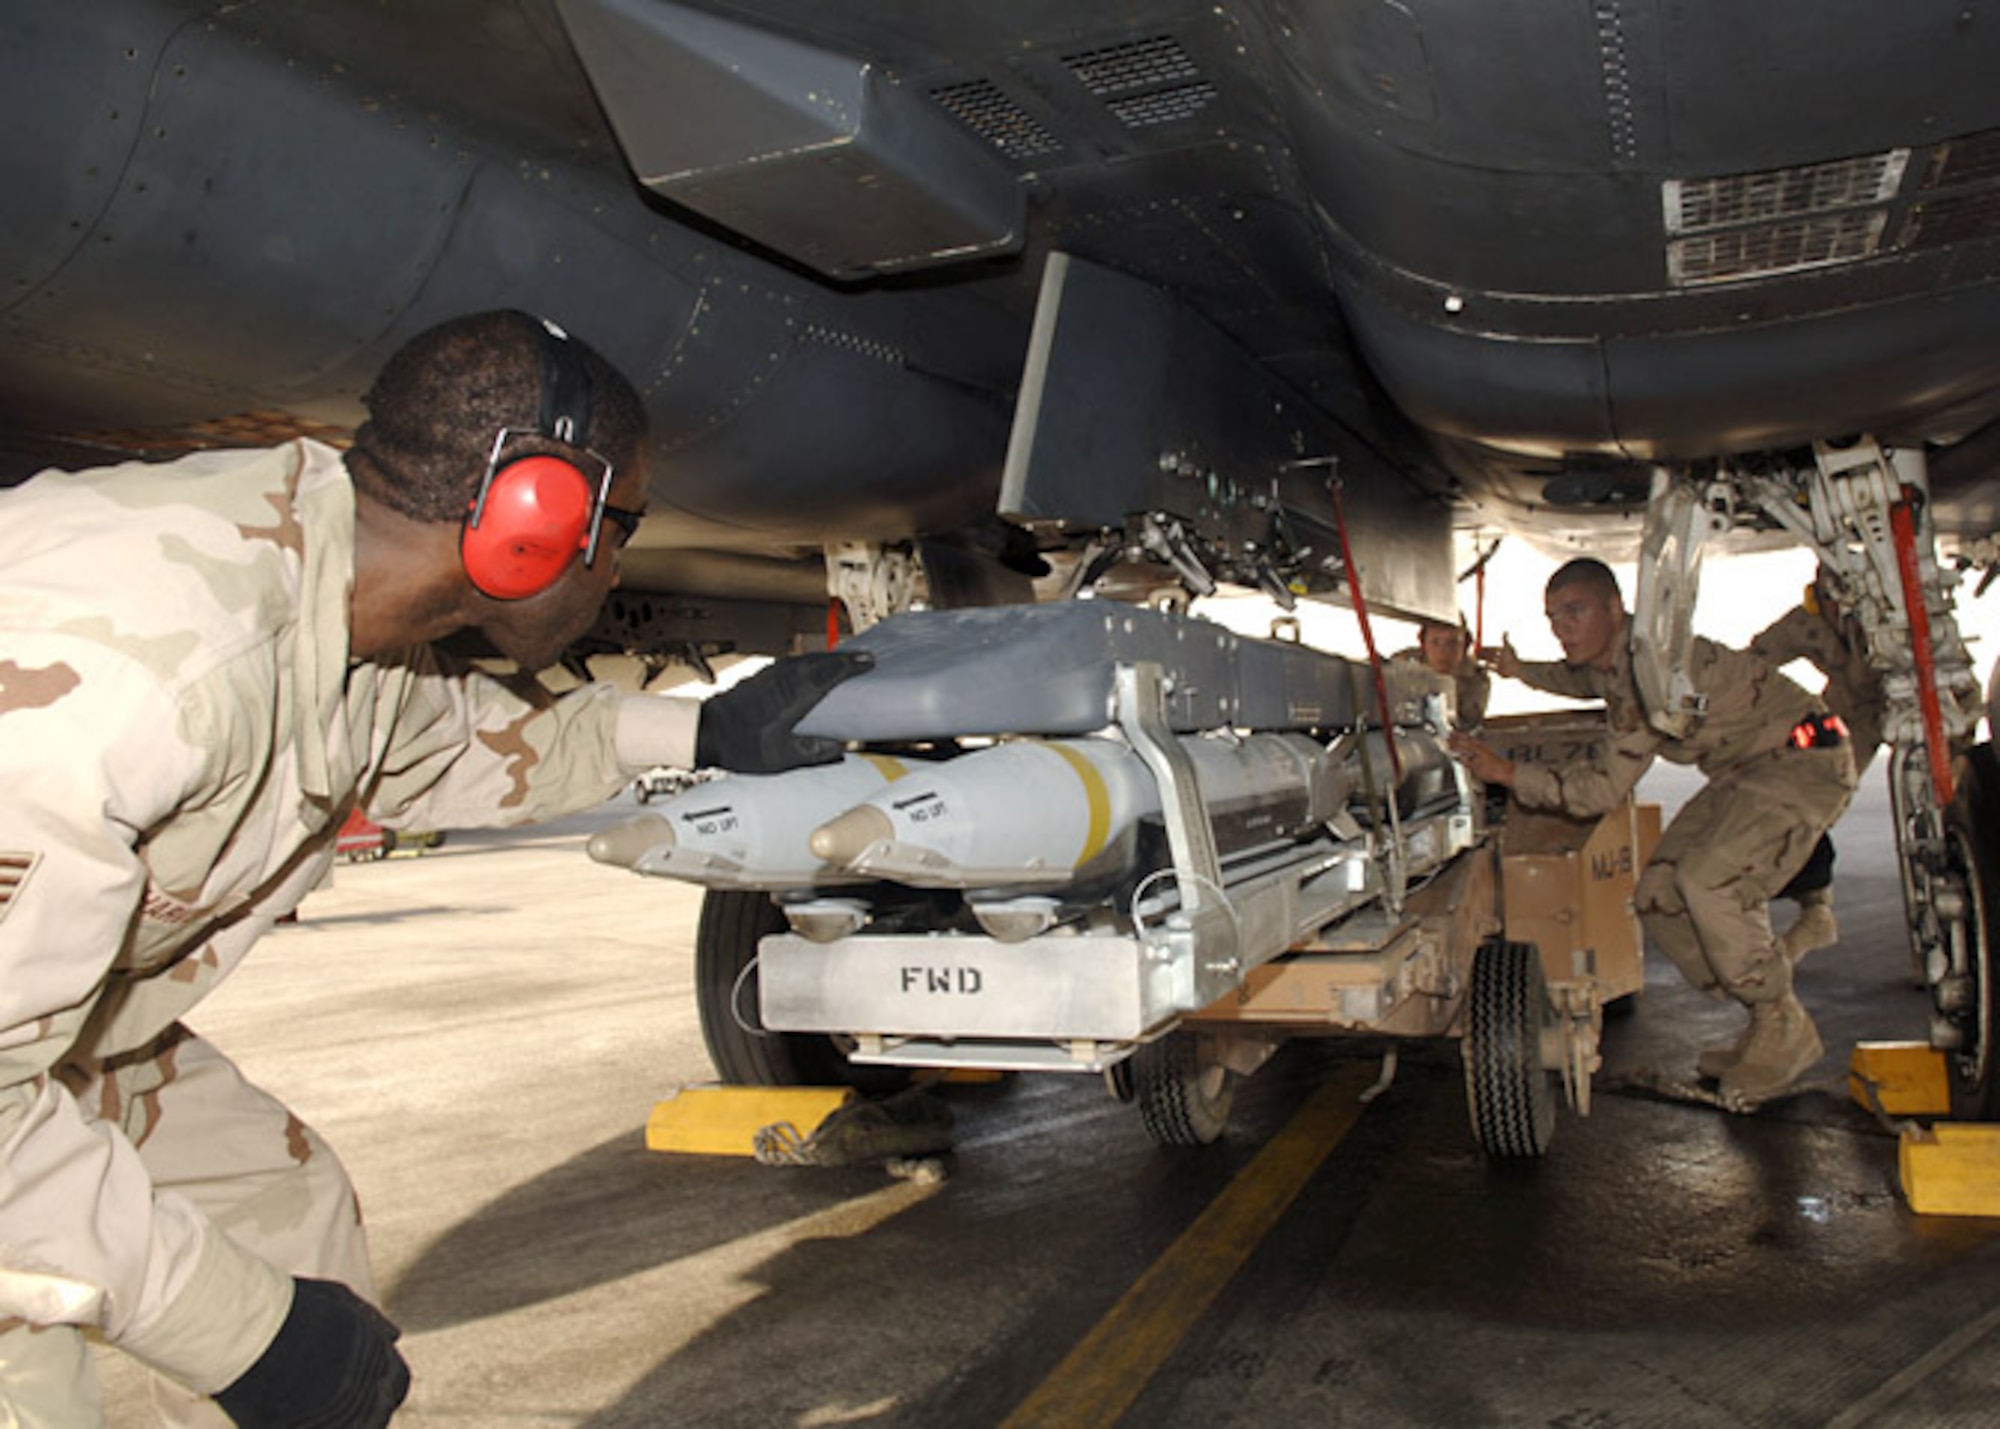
[96,765,2000,1426]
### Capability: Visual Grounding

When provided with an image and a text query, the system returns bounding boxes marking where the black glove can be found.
[694,650,874,774]
[214,1277,410,1429]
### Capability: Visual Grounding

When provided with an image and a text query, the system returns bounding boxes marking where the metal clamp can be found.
[1113,662,1240,988]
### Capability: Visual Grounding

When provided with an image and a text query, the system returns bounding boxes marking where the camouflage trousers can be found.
[0,1028,374,1428]
[1635,743,1856,1006]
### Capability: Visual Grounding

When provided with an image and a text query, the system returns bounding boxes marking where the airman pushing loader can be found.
[1453,558,1857,1108]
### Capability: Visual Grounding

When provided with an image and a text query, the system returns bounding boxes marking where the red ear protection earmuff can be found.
[461,317,615,600]
[460,454,594,600]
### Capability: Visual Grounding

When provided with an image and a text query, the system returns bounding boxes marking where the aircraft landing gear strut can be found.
[1640,440,1996,1118]
[1726,440,1997,1119]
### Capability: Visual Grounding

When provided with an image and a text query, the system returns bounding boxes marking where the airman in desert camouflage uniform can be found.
[1392,617,1491,729]
[0,311,862,1427]
[1452,558,1856,1109]
[1745,567,1891,962]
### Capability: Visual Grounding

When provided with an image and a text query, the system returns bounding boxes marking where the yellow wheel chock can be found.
[1849,1042,2000,1218]
[646,1086,856,1158]
[1848,1040,1952,1117]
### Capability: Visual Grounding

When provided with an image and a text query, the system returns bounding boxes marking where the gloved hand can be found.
[214,1277,410,1429]
[694,650,874,773]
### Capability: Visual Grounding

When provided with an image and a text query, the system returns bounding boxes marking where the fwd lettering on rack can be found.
[900,966,984,995]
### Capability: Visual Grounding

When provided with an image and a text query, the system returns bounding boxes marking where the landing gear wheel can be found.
[1463,939,1559,1158]
[1937,746,2000,1121]
[693,889,908,1093]
[1891,746,1937,988]
[1133,1033,1235,1146]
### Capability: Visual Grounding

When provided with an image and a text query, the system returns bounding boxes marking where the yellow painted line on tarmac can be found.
[1000,1066,1376,1429]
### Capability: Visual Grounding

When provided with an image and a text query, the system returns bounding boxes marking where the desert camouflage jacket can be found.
[1749,604,1887,762]
[0,440,673,1390]
[1510,635,1825,817]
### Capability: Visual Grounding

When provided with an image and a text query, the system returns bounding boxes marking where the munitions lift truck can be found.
[598,602,1650,1158]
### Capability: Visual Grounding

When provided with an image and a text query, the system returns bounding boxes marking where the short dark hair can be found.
[1546,557,1622,603]
[349,310,647,523]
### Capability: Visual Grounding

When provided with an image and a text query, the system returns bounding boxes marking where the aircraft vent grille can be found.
[930,80,1062,162]
[1062,35,1215,130]
[1662,150,1907,286]
[1666,153,1905,233]
[1904,128,2000,250]
[1063,36,1200,95]
[1926,128,2000,189]
[1668,213,1888,286]
[1908,188,2000,250]
[1106,84,1217,129]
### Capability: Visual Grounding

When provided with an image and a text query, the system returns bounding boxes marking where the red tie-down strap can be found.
[1890,490,1955,808]
[1327,479,1402,781]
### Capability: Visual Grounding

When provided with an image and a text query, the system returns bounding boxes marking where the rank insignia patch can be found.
[0,852,40,925]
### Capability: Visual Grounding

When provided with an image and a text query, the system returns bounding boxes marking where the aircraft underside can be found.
[4,2,2000,1115]
[8,1,2000,578]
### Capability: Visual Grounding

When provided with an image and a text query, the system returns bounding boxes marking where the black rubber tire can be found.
[1463,939,1559,1158]
[1942,745,2000,1121]
[1132,1033,1235,1146]
[693,889,909,1093]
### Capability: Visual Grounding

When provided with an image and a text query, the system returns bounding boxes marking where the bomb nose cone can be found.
[587,814,675,868]
[810,805,895,865]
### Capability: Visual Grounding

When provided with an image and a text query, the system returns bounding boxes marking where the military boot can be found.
[1718,994,1823,1107]
[1695,1015,1754,1081]
[1782,886,1837,963]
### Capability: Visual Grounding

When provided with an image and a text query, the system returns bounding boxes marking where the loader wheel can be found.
[693,889,908,1093]
[1463,939,1559,1158]
[1133,1033,1234,1146]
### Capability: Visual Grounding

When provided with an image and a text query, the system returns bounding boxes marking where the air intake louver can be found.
[1662,151,1907,285]
[1065,35,1200,93]
[1064,35,1214,130]
[1909,188,2000,249]
[930,79,1061,161]
[1908,128,2000,252]
[1927,128,2000,189]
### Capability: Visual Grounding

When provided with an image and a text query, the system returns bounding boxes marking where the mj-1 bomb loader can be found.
[591,602,1645,1155]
